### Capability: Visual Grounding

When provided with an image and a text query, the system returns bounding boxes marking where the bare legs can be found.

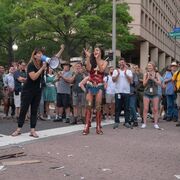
[95,90,103,134]
[143,96,159,127]
[83,90,103,135]
[83,93,93,135]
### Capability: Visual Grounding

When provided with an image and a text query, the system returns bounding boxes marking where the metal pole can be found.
[112,0,116,68]
[174,8,178,61]
[174,37,176,61]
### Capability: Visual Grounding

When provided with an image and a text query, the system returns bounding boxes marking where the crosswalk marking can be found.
[175,175,180,179]
[0,120,114,147]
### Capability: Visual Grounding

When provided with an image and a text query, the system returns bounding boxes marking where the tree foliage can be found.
[0,0,135,64]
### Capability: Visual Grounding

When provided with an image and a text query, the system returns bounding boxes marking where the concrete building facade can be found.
[118,0,180,71]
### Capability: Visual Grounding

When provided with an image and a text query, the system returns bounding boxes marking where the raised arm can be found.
[55,44,65,58]
[96,59,108,73]
[84,49,91,72]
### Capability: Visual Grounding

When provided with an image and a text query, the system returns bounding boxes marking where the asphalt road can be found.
[0,119,180,180]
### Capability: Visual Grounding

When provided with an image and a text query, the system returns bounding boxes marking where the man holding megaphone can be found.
[11,44,64,138]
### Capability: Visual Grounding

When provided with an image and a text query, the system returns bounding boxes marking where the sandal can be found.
[11,130,21,137]
[29,131,39,138]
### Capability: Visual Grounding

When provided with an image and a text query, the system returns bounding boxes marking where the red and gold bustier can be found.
[89,68,104,85]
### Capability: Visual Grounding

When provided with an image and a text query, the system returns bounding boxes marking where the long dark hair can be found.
[28,48,43,68]
[90,46,104,69]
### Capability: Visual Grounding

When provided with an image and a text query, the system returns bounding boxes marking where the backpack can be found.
[174,70,180,93]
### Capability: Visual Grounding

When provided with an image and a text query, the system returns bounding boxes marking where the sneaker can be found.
[113,123,119,129]
[176,122,180,127]
[53,116,62,122]
[141,123,146,129]
[47,115,51,120]
[172,118,178,122]
[166,117,172,122]
[124,123,132,128]
[133,121,138,127]
[147,113,153,119]
[136,112,140,118]
[154,124,160,129]
[64,118,70,123]
[70,117,77,125]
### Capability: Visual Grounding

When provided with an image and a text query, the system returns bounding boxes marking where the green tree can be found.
[20,0,135,58]
[0,0,25,65]
[0,0,135,64]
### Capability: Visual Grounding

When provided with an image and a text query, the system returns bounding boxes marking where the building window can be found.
[155,24,158,37]
[149,18,152,32]
[152,22,155,34]
[145,14,148,29]
[158,27,160,39]
[149,0,152,13]
[141,11,145,26]
[152,3,155,16]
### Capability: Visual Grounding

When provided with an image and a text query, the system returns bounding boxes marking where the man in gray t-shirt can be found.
[56,71,72,95]
[54,63,73,123]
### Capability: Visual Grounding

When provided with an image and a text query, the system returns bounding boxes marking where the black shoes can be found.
[64,118,70,123]
[133,121,138,127]
[53,116,62,122]
[70,117,77,125]
[166,117,172,121]
[166,117,178,122]
[113,122,135,129]
[172,118,178,122]
[113,123,119,129]
[124,123,133,129]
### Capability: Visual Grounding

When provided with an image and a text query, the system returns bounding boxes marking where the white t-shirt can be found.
[112,69,133,94]
[103,75,116,94]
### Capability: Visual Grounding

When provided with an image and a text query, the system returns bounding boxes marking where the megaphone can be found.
[41,55,60,69]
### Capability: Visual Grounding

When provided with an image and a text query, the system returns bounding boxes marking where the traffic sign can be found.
[168,31,180,37]
[173,27,180,32]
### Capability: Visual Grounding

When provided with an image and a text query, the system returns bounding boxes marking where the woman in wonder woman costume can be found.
[83,46,108,135]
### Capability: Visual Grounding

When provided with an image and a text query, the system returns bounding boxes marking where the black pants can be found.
[115,93,130,124]
[18,90,41,129]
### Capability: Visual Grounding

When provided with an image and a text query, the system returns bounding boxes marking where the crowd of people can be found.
[0,45,180,137]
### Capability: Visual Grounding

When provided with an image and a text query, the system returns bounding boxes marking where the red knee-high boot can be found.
[96,110,103,135]
[82,108,91,135]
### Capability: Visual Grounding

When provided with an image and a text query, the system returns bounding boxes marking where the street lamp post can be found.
[112,0,116,68]
[12,43,18,61]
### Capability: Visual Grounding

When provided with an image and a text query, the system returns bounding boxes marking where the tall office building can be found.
[118,0,180,70]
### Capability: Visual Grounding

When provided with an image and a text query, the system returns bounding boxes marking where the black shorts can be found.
[57,93,71,108]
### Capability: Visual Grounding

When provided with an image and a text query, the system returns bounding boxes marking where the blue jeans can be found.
[166,94,178,119]
[115,93,130,124]
[129,94,137,122]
